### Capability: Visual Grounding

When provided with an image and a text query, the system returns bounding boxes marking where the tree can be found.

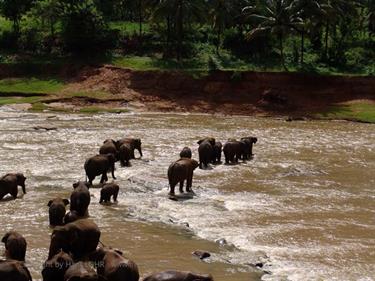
[245,0,303,70]
[57,0,109,53]
[30,0,60,36]
[151,0,205,60]
[0,0,34,33]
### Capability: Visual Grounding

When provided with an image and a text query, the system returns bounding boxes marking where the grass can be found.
[0,78,65,94]
[316,102,375,123]
[109,21,150,35]
[0,95,42,105]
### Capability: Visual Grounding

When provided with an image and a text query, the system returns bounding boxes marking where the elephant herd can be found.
[0,134,258,281]
[168,137,257,196]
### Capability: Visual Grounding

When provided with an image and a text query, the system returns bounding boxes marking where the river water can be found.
[0,107,374,281]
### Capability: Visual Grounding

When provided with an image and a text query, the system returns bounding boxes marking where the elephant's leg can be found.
[126,159,130,166]
[187,176,193,192]
[111,165,116,180]
[10,187,18,199]
[179,180,184,193]
[169,182,176,196]
[100,173,107,184]
[113,191,118,202]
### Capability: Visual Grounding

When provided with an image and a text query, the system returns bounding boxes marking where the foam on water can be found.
[0,109,374,281]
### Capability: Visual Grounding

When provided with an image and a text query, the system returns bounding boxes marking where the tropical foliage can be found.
[0,0,373,73]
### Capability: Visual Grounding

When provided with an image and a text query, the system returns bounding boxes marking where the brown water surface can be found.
[0,108,374,281]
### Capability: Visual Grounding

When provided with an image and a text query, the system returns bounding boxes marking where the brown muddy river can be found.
[0,107,374,281]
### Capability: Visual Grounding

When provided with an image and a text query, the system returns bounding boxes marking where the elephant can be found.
[223,140,244,164]
[99,139,119,161]
[197,140,213,169]
[240,137,257,159]
[89,248,139,281]
[48,198,70,226]
[143,270,213,281]
[84,154,116,185]
[168,158,199,195]
[64,262,98,281]
[118,143,132,167]
[179,147,192,159]
[70,182,90,217]
[42,251,74,281]
[198,138,215,147]
[99,183,119,204]
[48,219,101,260]
[0,173,26,200]
[63,211,81,225]
[0,260,32,281]
[1,231,27,261]
[211,141,222,164]
[117,138,142,159]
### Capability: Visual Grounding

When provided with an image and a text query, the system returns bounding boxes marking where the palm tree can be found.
[208,0,232,54]
[293,0,320,64]
[245,0,303,70]
[151,0,205,60]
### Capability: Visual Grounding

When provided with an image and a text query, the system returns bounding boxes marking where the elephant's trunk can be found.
[21,183,26,194]
[138,147,143,157]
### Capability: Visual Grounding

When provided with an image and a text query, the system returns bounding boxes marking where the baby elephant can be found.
[48,198,70,226]
[1,231,27,261]
[64,262,98,281]
[42,250,74,281]
[99,183,119,204]
[143,270,213,281]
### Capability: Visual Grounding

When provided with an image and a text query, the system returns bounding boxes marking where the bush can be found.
[0,30,18,50]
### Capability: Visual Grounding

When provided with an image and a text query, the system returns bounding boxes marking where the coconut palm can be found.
[245,0,303,70]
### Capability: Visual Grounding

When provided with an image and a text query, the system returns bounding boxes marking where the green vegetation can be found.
[0,78,64,94]
[0,0,373,75]
[316,102,375,123]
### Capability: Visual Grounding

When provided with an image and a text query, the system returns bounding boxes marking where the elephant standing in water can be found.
[0,173,26,200]
[1,231,27,261]
[118,138,142,159]
[48,219,100,260]
[223,140,244,164]
[48,198,70,226]
[198,139,214,169]
[99,139,119,161]
[240,137,257,159]
[89,248,139,281]
[84,154,116,185]
[143,270,213,281]
[119,143,132,167]
[212,141,222,164]
[70,182,90,217]
[168,158,199,195]
[0,260,32,281]
[99,183,119,203]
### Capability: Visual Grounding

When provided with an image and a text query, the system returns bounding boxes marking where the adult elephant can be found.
[84,154,116,185]
[0,260,32,281]
[117,138,142,159]
[143,270,213,281]
[70,182,90,217]
[240,137,257,159]
[48,198,70,226]
[223,140,244,164]
[0,173,26,200]
[197,140,214,169]
[89,248,139,281]
[99,139,119,161]
[179,147,192,159]
[211,142,222,164]
[168,158,199,195]
[48,219,100,260]
[42,251,74,281]
[1,231,27,261]
[63,262,98,281]
[118,143,132,167]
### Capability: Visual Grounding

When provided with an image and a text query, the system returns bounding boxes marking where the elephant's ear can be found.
[197,139,203,144]
[63,199,70,206]
[1,232,10,243]
[47,200,53,207]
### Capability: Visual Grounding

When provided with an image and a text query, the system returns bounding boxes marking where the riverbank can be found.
[0,64,374,123]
